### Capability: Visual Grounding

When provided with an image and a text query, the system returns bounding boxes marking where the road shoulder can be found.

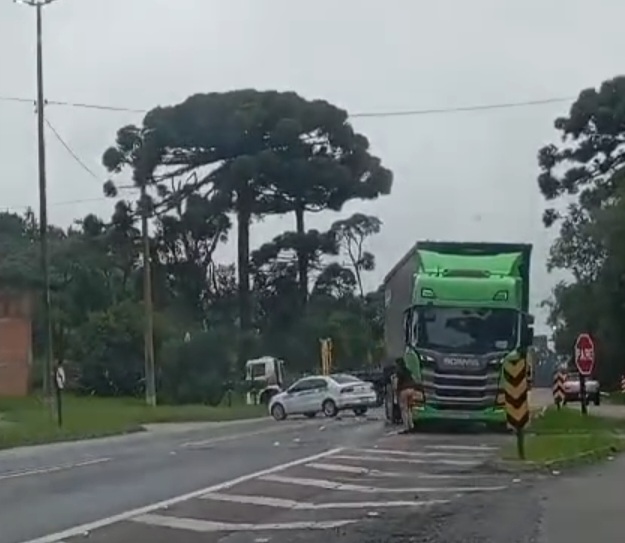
[538,453,624,543]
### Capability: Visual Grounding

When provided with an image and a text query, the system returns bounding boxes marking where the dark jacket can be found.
[396,360,415,391]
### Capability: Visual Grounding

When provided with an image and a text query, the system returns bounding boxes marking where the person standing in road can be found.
[395,358,417,433]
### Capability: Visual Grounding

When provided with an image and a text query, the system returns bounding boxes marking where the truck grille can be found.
[421,367,502,410]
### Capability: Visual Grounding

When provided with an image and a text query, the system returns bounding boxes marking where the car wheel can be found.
[271,403,287,421]
[353,407,368,417]
[322,399,338,418]
[304,412,316,418]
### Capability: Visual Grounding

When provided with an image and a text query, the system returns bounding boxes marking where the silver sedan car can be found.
[268,374,378,421]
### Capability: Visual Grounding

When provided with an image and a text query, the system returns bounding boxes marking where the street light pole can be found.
[15,0,58,400]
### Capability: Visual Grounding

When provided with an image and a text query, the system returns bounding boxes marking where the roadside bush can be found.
[158,327,236,405]
[71,301,145,397]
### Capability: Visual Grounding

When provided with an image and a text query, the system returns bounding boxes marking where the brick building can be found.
[0,290,33,396]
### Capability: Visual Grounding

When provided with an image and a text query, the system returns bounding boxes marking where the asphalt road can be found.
[1,413,391,543]
[3,412,523,543]
[5,392,622,543]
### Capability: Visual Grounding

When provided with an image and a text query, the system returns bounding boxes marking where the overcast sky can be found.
[1,0,622,332]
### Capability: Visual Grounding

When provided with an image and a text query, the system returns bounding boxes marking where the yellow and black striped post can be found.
[552,370,566,409]
[503,355,530,459]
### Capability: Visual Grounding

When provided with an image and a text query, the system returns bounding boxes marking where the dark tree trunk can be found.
[237,189,252,332]
[295,202,308,306]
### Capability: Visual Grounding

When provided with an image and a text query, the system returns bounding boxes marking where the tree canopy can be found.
[103,90,392,335]
[3,88,391,403]
[538,75,625,385]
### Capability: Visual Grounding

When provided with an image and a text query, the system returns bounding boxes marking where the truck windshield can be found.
[415,306,518,354]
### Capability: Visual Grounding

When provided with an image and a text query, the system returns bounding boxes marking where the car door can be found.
[283,379,315,414]
[305,378,330,412]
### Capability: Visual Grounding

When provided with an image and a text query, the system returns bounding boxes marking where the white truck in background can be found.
[245,356,285,405]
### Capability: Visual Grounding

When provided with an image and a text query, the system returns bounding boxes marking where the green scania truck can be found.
[383,241,534,427]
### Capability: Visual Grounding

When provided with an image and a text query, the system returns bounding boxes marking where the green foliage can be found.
[539,75,625,386]
[103,89,391,330]
[70,301,146,397]
[331,213,381,297]
[158,328,237,406]
[0,88,391,407]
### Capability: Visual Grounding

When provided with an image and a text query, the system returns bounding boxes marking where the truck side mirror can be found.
[519,313,534,348]
[521,325,534,348]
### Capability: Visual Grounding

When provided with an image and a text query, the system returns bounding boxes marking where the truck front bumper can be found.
[411,404,506,423]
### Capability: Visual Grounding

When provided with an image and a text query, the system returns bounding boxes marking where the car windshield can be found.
[331,374,361,384]
[415,306,518,354]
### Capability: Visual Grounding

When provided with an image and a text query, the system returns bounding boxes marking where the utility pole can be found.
[140,185,156,407]
[16,0,58,400]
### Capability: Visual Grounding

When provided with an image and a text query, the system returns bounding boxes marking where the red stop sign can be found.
[575,333,595,376]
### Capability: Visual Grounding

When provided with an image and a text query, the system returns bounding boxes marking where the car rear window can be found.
[331,374,361,384]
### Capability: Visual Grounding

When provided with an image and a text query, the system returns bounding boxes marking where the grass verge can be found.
[0,395,266,450]
[502,433,623,466]
[500,407,625,469]
[530,406,625,434]
[607,392,625,404]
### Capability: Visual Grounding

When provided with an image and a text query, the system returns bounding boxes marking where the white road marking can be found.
[305,462,490,479]
[305,462,372,474]
[0,458,111,481]
[260,474,506,493]
[423,445,497,452]
[17,447,343,543]
[203,493,302,508]
[331,454,480,466]
[201,492,448,510]
[130,514,354,532]
[351,447,489,458]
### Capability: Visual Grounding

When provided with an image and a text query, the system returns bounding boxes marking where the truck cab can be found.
[245,356,285,405]
[384,242,534,426]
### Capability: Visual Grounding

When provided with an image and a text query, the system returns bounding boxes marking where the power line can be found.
[4,117,116,211]
[0,94,145,113]
[0,92,576,213]
[44,117,102,182]
[352,96,574,118]
[1,196,108,212]
[0,93,575,118]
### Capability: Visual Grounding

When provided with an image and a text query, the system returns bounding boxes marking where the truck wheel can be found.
[271,403,287,421]
[322,399,338,418]
[384,395,392,422]
[392,404,402,425]
[384,384,395,423]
